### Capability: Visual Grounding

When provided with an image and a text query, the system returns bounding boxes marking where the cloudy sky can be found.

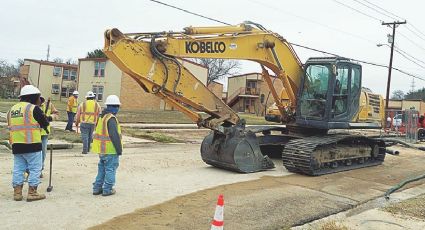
[1,0,424,95]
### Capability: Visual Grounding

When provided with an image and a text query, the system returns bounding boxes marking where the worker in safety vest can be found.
[75,91,101,154]
[65,90,79,131]
[39,96,59,176]
[92,95,122,196]
[7,85,49,202]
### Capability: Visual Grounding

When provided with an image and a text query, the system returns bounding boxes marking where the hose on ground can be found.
[374,138,425,151]
[385,173,425,200]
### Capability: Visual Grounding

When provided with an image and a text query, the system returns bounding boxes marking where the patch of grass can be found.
[318,220,351,230]
[49,128,82,143]
[239,113,279,125]
[0,125,8,141]
[383,194,425,219]
[122,128,182,143]
[0,124,11,148]
[1,99,279,125]
[0,98,18,113]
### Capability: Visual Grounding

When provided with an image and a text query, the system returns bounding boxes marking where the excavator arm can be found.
[104,22,303,128]
[103,22,304,173]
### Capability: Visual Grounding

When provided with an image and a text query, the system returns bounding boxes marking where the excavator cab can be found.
[296,57,362,130]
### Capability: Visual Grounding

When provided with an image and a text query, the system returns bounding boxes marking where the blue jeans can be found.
[13,151,42,187]
[41,135,48,170]
[80,123,95,153]
[93,154,119,194]
[66,111,75,130]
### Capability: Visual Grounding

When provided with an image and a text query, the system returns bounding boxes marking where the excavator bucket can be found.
[200,125,275,173]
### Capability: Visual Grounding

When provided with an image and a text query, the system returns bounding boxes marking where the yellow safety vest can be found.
[40,102,51,136]
[92,114,122,154]
[67,96,78,113]
[80,100,100,124]
[7,102,42,144]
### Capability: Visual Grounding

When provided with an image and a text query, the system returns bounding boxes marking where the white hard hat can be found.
[19,85,41,97]
[86,91,95,98]
[105,95,121,105]
[72,91,79,95]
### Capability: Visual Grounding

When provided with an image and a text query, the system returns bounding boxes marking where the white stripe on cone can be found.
[211,194,224,230]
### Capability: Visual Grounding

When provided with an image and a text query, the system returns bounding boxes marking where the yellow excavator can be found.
[103,21,386,175]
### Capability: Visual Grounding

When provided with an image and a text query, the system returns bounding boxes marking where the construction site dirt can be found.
[1,139,425,229]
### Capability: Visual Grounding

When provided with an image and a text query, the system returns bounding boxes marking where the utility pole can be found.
[46,44,50,61]
[382,21,406,111]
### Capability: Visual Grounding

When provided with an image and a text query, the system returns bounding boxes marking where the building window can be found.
[92,85,104,101]
[52,84,60,94]
[94,62,106,77]
[61,87,68,97]
[70,70,77,81]
[63,69,69,80]
[53,67,61,77]
[260,94,265,103]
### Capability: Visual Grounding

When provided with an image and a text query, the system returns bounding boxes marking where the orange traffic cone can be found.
[211,194,224,230]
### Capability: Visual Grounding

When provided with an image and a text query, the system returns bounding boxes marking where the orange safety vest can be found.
[80,100,100,124]
[7,102,42,144]
[92,113,122,154]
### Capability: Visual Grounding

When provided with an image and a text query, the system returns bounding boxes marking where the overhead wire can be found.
[331,0,382,22]
[352,0,396,20]
[147,0,231,26]
[147,0,425,81]
[394,45,425,66]
[356,1,425,50]
[246,0,378,45]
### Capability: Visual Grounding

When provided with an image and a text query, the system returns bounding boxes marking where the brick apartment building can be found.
[226,72,283,115]
[77,58,208,110]
[20,59,78,101]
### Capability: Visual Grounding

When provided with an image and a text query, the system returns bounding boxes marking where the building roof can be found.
[24,59,78,69]
[228,72,278,79]
[78,57,108,61]
[209,81,223,85]
[228,72,260,79]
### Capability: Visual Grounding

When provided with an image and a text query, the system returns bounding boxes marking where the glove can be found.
[47,116,53,122]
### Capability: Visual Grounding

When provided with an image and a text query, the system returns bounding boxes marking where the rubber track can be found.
[282,135,386,176]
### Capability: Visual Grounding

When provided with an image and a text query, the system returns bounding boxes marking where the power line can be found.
[394,45,425,66]
[361,0,405,21]
[247,0,377,45]
[398,32,425,53]
[332,0,382,22]
[394,48,425,70]
[352,0,396,20]
[405,26,425,42]
[147,0,231,26]
[359,1,425,48]
[409,24,425,38]
[147,0,425,81]
[290,42,425,81]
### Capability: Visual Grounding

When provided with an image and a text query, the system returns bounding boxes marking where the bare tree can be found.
[391,90,405,100]
[53,57,63,63]
[194,59,240,85]
[0,59,19,77]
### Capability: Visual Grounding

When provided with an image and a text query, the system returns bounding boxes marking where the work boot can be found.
[102,189,116,196]
[13,185,23,201]
[27,186,46,202]
[93,189,103,195]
